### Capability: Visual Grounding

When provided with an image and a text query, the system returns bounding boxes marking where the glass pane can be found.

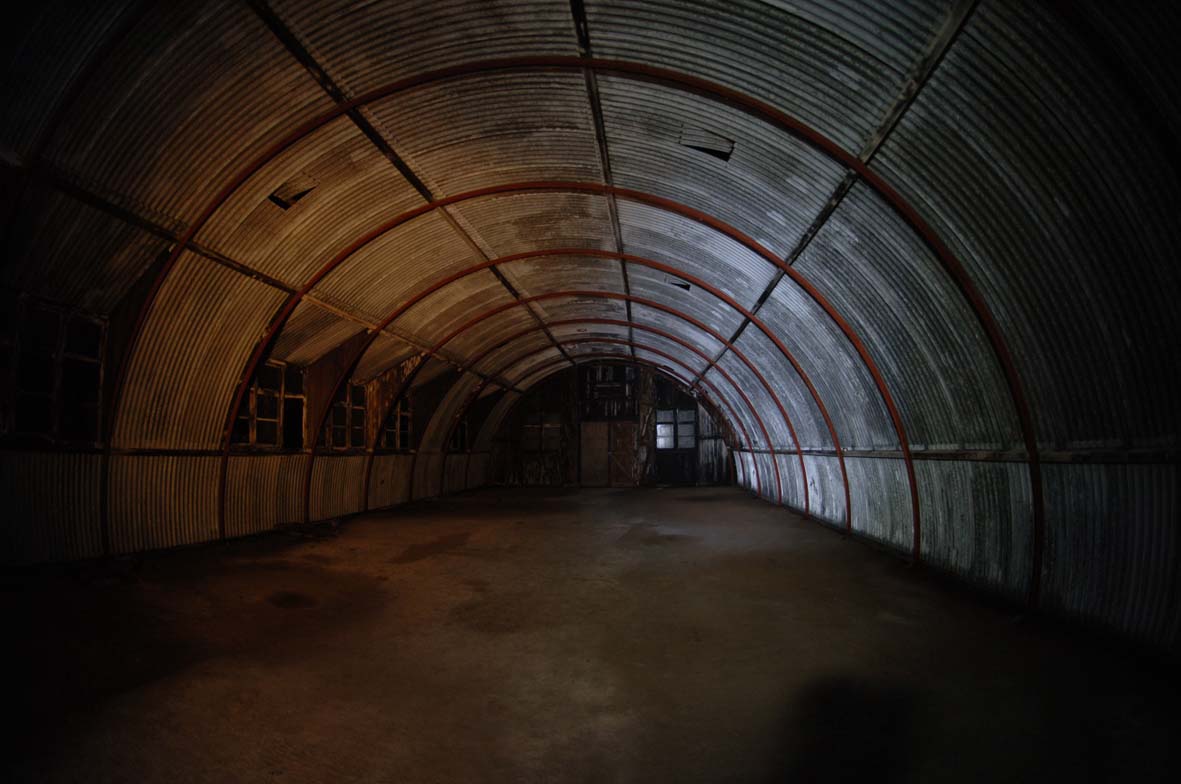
[283,398,303,450]
[18,352,54,396]
[332,405,346,426]
[677,435,695,449]
[677,409,695,423]
[656,436,674,450]
[256,393,279,419]
[25,306,60,353]
[656,423,674,438]
[332,426,346,447]
[350,385,366,407]
[256,420,278,445]
[656,409,675,423]
[257,363,282,392]
[351,426,364,448]
[678,424,695,440]
[61,359,100,405]
[351,408,365,429]
[65,318,103,358]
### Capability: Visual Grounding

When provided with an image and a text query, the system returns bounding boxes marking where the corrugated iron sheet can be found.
[466,452,490,489]
[413,452,444,499]
[367,71,602,197]
[313,210,483,325]
[845,456,911,552]
[1,451,103,563]
[795,182,1019,450]
[368,453,414,509]
[271,301,365,367]
[761,278,895,450]
[734,327,831,449]
[702,367,766,450]
[802,454,846,526]
[307,454,366,520]
[5,185,171,314]
[472,391,523,452]
[442,453,470,494]
[419,372,483,452]
[500,254,627,299]
[352,333,418,383]
[916,459,1031,599]
[108,454,219,553]
[271,0,579,96]
[598,74,844,257]
[872,0,1181,451]
[628,300,727,357]
[1042,463,1179,649]
[114,251,288,449]
[774,452,806,512]
[45,0,334,230]
[449,192,614,257]
[224,453,309,537]
[196,115,425,287]
[503,349,568,388]
[713,349,795,449]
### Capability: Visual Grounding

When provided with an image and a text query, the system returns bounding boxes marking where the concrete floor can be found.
[4,486,1178,783]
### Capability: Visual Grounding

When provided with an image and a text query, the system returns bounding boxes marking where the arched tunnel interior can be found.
[2,1,1179,781]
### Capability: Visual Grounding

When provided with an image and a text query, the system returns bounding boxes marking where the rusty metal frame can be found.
[103,58,1045,586]
[432,324,794,506]
[430,317,808,509]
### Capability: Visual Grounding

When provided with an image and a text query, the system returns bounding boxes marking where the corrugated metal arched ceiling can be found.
[3,1,1178,644]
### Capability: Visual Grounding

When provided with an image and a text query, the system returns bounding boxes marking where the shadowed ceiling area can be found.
[2,0,1178,651]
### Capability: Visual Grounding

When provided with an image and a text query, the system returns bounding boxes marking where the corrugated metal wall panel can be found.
[634,335,709,375]
[396,269,518,346]
[795,183,1019,450]
[442,453,470,494]
[367,71,602,197]
[618,201,775,313]
[419,372,484,452]
[449,192,614,257]
[587,0,918,153]
[500,254,627,299]
[774,453,806,513]
[114,252,288,449]
[271,301,365,367]
[1,451,103,563]
[628,300,727,357]
[803,454,846,526]
[916,459,1031,599]
[513,362,570,392]
[737,451,756,493]
[846,456,911,552]
[352,334,418,383]
[714,349,794,450]
[471,331,554,378]
[549,323,629,342]
[413,452,444,499]
[473,391,523,452]
[108,454,219,553]
[701,368,766,450]
[503,349,567,388]
[872,0,1181,451]
[762,278,896,449]
[466,452,490,489]
[1,0,136,161]
[44,0,334,230]
[526,297,628,326]
[5,186,171,314]
[307,454,366,520]
[368,453,414,509]
[1042,463,1179,649]
[312,210,483,325]
[599,75,844,258]
[735,327,832,450]
[754,451,777,503]
[196,116,424,287]
[272,0,579,96]
[224,453,309,538]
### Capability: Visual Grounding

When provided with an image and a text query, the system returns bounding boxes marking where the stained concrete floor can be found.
[4,486,1178,783]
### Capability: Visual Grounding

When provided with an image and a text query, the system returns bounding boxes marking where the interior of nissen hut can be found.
[2,1,1179,782]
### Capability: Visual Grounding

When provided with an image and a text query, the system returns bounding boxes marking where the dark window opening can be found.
[656,408,696,450]
[323,382,366,451]
[230,360,305,450]
[380,397,413,450]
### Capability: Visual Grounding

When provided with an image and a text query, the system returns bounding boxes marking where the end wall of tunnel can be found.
[1,0,1178,651]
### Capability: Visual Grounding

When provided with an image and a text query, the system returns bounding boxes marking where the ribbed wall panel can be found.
[803,454,846,526]
[526,297,628,327]
[599,75,844,257]
[514,363,570,392]
[467,452,490,489]
[396,269,518,348]
[45,0,333,230]
[1,451,103,564]
[628,300,726,357]
[6,187,171,314]
[473,391,523,451]
[352,333,418,383]
[272,0,578,96]
[796,183,1019,450]
[312,210,483,325]
[307,454,366,520]
[108,455,219,553]
[419,373,484,452]
[1042,463,1179,649]
[736,451,756,492]
[762,278,896,449]
[1,1,135,160]
[473,332,554,379]
[735,327,831,450]
[271,301,364,367]
[549,323,629,343]
[450,192,614,257]
[703,368,765,450]
[917,459,1031,599]
[587,0,918,153]
[499,255,627,300]
[754,451,777,503]
[774,453,806,513]
[224,453,309,538]
[634,334,709,375]
[367,72,602,197]
[413,452,444,499]
[872,0,1181,451]
[846,456,911,552]
[713,350,794,450]
[618,201,775,312]
[442,453,470,494]
[196,116,424,287]
[368,453,414,509]
[505,350,566,388]
[115,252,288,449]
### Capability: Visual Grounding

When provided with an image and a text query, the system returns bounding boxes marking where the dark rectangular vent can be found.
[268,174,317,210]
[678,126,734,162]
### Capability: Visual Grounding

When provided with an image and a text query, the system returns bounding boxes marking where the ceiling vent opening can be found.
[268,174,317,210]
[678,126,734,162]
[666,277,691,292]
